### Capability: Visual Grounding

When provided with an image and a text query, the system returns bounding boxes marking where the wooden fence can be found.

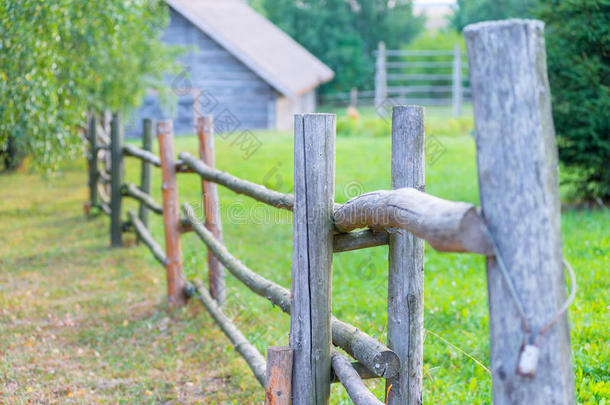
[374,42,469,118]
[84,21,575,404]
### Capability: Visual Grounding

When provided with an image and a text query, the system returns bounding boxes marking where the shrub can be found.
[538,0,610,200]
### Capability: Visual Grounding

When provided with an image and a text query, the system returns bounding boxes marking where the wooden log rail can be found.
[128,210,167,265]
[179,152,495,255]
[331,350,384,405]
[178,153,295,210]
[188,280,267,386]
[122,144,161,167]
[181,203,400,380]
[121,183,163,215]
[334,188,494,255]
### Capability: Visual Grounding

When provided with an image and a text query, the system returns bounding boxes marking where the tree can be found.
[0,0,178,171]
[253,0,423,93]
[538,0,610,200]
[450,0,538,31]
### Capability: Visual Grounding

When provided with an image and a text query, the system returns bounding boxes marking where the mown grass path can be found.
[0,168,256,403]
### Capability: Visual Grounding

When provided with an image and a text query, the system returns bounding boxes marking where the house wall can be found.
[275,90,317,131]
[127,9,277,136]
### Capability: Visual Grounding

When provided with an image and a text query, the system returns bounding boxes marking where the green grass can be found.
[1,106,608,403]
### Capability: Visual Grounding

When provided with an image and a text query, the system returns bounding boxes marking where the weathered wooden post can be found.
[265,346,294,405]
[137,119,153,242]
[452,43,463,118]
[375,42,387,108]
[290,114,336,405]
[465,19,575,404]
[157,120,187,307]
[386,106,425,405]
[196,116,225,305]
[350,88,358,107]
[87,113,99,212]
[110,112,123,247]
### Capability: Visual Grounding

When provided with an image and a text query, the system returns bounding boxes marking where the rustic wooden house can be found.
[128,0,334,136]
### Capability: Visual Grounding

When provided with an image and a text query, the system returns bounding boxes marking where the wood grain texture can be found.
[330,361,377,384]
[386,106,425,405]
[290,114,336,405]
[333,230,389,253]
[197,116,225,305]
[110,112,123,247]
[331,350,384,405]
[157,120,186,307]
[179,152,294,210]
[138,119,153,234]
[190,280,267,386]
[465,19,574,405]
[182,202,400,380]
[265,347,294,405]
[333,187,492,255]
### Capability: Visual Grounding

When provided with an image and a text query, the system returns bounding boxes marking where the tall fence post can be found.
[87,113,98,214]
[375,41,387,108]
[157,120,187,307]
[197,116,225,305]
[110,112,123,247]
[465,20,574,404]
[265,346,294,405]
[138,119,153,240]
[290,114,336,405]
[386,106,425,405]
[452,43,463,118]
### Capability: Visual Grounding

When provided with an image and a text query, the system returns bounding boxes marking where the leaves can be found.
[0,0,179,171]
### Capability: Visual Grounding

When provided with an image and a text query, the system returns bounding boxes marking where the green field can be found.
[1,107,608,403]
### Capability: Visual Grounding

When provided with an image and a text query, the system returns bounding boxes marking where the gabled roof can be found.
[165,0,334,98]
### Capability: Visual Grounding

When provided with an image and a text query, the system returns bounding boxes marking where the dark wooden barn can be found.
[127,0,334,136]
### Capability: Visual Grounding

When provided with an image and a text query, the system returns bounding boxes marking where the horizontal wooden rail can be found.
[188,280,266,386]
[333,230,388,253]
[122,144,161,167]
[182,204,400,379]
[183,203,291,310]
[331,350,384,405]
[99,170,111,185]
[178,153,294,210]
[333,188,493,255]
[122,183,163,215]
[100,202,111,216]
[331,361,377,384]
[96,125,110,145]
[128,210,167,265]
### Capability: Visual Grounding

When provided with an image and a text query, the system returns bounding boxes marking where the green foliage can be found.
[0,0,178,170]
[450,0,538,31]
[253,0,424,93]
[538,0,610,200]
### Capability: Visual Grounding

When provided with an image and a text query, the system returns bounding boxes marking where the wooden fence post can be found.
[375,42,387,108]
[265,346,294,405]
[138,119,153,238]
[290,114,336,405]
[452,43,463,118]
[386,106,425,405]
[110,112,123,247]
[87,113,98,212]
[465,20,574,404]
[197,116,225,305]
[157,120,187,307]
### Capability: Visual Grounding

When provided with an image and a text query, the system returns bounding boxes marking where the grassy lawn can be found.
[1,106,608,403]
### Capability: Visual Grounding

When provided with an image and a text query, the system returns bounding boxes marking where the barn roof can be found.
[165,0,335,97]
